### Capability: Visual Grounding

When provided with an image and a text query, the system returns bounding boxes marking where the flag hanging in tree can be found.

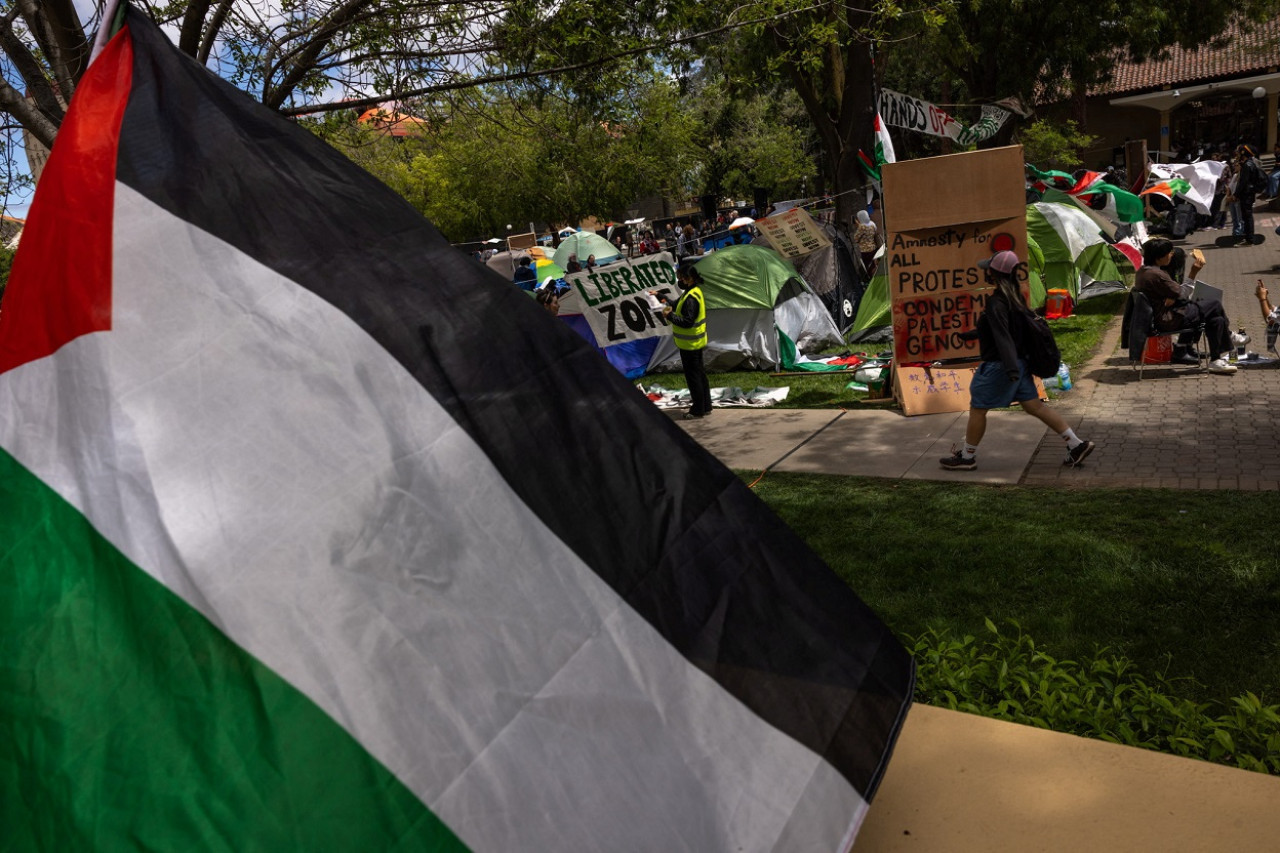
[874,111,896,168]
[0,7,914,851]
[860,112,897,186]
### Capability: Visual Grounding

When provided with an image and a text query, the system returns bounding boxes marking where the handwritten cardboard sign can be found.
[558,252,680,345]
[888,216,1024,362]
[883,146,1028,369]
[893,364,975,416]
[892,364,1045,416]
[754,208,831,259]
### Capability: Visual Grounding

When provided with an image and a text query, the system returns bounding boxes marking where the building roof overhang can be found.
[1109,71,1280,111]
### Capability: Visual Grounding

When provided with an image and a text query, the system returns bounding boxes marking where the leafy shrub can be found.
[908,619,1280,775]
[1017,119,1097,172]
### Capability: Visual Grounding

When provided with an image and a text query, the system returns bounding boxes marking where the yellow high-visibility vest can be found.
[671,286,707,351]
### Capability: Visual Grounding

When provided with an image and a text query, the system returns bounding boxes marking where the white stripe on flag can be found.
[0,183,867,850]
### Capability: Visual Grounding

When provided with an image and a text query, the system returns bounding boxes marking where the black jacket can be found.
[961,288,1025,374]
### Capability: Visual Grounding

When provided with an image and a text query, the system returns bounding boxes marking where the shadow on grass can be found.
[749,471,1280,705]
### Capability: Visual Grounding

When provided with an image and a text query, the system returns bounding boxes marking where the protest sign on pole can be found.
[882,146,1029,415]
[558,252,680,346]
[753,208,832,259]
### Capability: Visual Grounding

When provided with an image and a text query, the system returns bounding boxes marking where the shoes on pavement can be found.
[1173,353,1201,366]
[1064,440,1096,468]
[1208,358,1238,374]
[681,411,706,420]
[939,447,976,471]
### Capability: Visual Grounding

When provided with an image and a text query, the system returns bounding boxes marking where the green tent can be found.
[1026,200,1135,302]
[689,244,805,309]
[850,256,890,340]
[649,244,844,371]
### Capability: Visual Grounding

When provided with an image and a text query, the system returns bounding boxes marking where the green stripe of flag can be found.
[0,448,467,851]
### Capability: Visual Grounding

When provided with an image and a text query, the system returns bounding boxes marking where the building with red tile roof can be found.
[1055,18,1280,167]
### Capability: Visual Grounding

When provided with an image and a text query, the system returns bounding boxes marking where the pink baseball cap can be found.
[978,250,1020,274]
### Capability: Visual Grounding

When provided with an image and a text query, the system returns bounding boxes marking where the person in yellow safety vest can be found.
[660,259,712,419]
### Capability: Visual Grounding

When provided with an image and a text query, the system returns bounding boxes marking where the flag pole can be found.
[89,0,127,64]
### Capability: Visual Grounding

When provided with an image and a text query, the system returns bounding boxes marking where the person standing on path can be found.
[939,250,1095,471]
[1234,145,1265,245]
[660,260,713,420]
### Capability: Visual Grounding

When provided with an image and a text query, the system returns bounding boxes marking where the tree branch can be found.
[0,77,60,149]
[197,0,237,65]
[179,0,215,57]
[0,13,67,130]
[263,0,382,110]
[281,3,827,117]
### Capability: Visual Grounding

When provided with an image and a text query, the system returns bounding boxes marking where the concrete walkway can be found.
[674,215,1280,489]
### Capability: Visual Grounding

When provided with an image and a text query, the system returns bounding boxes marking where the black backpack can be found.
[1020,309,1062,378]
[1248,158,1268,195]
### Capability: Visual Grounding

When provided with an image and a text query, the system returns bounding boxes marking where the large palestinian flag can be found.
[0,7,913,849]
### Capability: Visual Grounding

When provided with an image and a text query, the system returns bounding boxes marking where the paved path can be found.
[674,213,1280,488]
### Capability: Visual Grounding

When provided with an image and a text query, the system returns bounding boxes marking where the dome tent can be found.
[1027,199,1135,303]
[648,245,844,372]
[552,232,621,268]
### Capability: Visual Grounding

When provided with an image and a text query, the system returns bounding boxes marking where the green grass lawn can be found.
[749,472,1280,706]
[642,290,1128,409]
[648,289,1280,769]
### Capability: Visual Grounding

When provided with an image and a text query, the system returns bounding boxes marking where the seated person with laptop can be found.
[1134,238,1236,375]
[1173,248,1229,363]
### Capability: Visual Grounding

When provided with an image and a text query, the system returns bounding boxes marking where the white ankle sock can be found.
[1060,428,1081,449]
[962,442,979,459]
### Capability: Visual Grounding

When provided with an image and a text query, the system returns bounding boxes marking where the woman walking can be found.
[940,250,1095,471]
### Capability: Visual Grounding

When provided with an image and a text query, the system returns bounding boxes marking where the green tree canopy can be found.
[317,75,695,241]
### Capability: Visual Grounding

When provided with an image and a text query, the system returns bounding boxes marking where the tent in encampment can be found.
[647,244,844,372]
[486,249,530,279]
[553,232,621,268]
[849,250,890,342]
[759,221,866,334]
[851,199,1135,341]
[1027,199,1135,302]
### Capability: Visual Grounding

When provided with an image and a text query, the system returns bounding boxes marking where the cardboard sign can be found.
[894,364,976,416]
[754,208,831,259]
[883,146,1028,369]
[887,216,1024,362]
[506,232,538,251]
[893,364,1045,416]
[558,252,680,346]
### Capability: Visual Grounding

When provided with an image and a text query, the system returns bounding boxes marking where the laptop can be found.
[1190,280,1223,305]
[1178,279,1222,304]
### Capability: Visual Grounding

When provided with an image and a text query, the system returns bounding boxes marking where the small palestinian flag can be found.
[1140,178,1194,203]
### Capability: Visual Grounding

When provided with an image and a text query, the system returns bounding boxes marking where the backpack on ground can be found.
[1020,309,1062,379]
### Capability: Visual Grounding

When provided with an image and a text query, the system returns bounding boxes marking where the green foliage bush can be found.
[909,620,1280,775]
[1017,119,1097,172]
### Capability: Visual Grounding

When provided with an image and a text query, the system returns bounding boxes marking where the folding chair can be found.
[1127,290,1207,379]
